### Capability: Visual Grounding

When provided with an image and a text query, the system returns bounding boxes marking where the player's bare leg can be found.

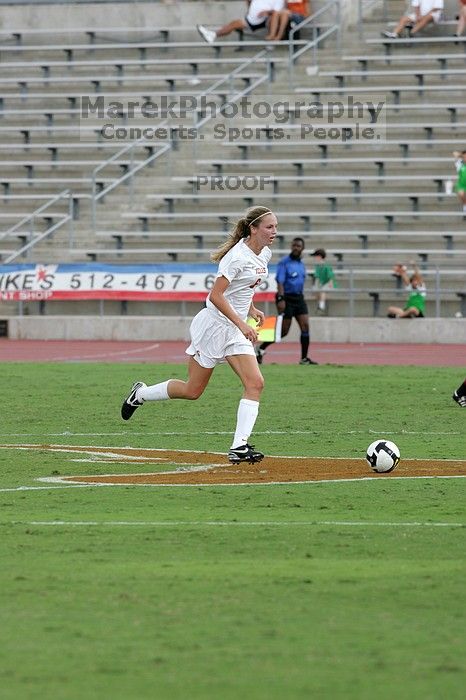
[411,12,434,36]
[163,357,214,399]
[121,357,213,419]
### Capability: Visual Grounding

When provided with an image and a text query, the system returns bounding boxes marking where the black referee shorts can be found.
[283,293,308,319]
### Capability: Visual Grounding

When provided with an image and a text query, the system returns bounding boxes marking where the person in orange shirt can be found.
[454,0,466,37]
[266,0,311,41]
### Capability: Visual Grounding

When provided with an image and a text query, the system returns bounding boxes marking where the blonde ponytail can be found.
[210,206,273,262]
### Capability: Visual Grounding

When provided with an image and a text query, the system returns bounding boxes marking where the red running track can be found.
[0,339,464,366]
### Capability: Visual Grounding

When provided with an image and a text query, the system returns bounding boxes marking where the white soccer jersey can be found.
[206,239,272,322]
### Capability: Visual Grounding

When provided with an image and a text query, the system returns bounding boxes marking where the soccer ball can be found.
[366,440,400,473]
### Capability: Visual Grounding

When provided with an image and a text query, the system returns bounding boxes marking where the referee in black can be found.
[256,237,318,365]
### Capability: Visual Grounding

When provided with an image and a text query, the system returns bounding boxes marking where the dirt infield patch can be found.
[1,444,465,486]
[2,444,461,486]
[62,457,466,485]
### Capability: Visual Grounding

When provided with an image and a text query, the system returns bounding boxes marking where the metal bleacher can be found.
[1,2,465,318]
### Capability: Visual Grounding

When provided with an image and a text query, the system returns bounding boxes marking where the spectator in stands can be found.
[452,378,466,407]
[255,237,318,365]
[454,0,466,37]
[387,263,426,318]
[381,0,444,39]
[452,150,466,213]
[310,248,335,316]
[197,0,285,44]
[121,206,277,466]
[265,0,311,41]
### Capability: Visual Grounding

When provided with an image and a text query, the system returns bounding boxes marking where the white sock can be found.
[463,204,466,213]
[318,300,325,310]
[138,381,170,402]
[231,399,259,449]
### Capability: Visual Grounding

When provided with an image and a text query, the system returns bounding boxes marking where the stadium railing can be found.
[1,43,275,260]
[88,48,274,234]
[0,190,74,264]
[288,0,341,82]
[6,271,463,320]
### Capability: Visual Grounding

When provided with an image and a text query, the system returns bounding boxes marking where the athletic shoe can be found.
[381,31,398,38]
[121,381,146,420]
[452,390,466,407]
[197,24,216,44]
[228,443,264,464]
[299,357,318,365]
[256,348,265,365]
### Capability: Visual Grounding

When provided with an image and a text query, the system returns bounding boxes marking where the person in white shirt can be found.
[197,0,285,44]
[381,0,444,39]
[121,206,278,465]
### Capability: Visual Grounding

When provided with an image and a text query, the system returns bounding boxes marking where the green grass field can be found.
[0,362,465,700]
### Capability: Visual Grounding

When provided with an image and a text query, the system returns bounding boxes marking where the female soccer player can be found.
[121,206,277,464]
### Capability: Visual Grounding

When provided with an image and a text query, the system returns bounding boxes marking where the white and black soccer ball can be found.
[366,440,400,473]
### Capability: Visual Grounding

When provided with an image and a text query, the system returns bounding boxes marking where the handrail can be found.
[90,48,274,233]
[358,0,388,38]
[0,189,71,243]
[288,0,342,81]
[4,216,71,264]
[2,47,274,261]
[194,48,273,129]
[90,143,172,230]
[0,189,74,264]
[3,11,345,260]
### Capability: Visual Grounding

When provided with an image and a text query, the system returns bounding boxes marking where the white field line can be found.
[0,430,461,437]
[1,444,465,464]
[5,520,465,528]
[0,484,109,492]
[0,474,465,493]
[44,342,161,362]
[0,444,464,491]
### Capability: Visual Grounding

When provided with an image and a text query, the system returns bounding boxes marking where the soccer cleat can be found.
[121,381,146,420]
[197,24,216,44]
[381,30,398,38]
[452,391,466,407]
[299,357,318,365]
[256,348,265,365]
[228,443,264,464]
